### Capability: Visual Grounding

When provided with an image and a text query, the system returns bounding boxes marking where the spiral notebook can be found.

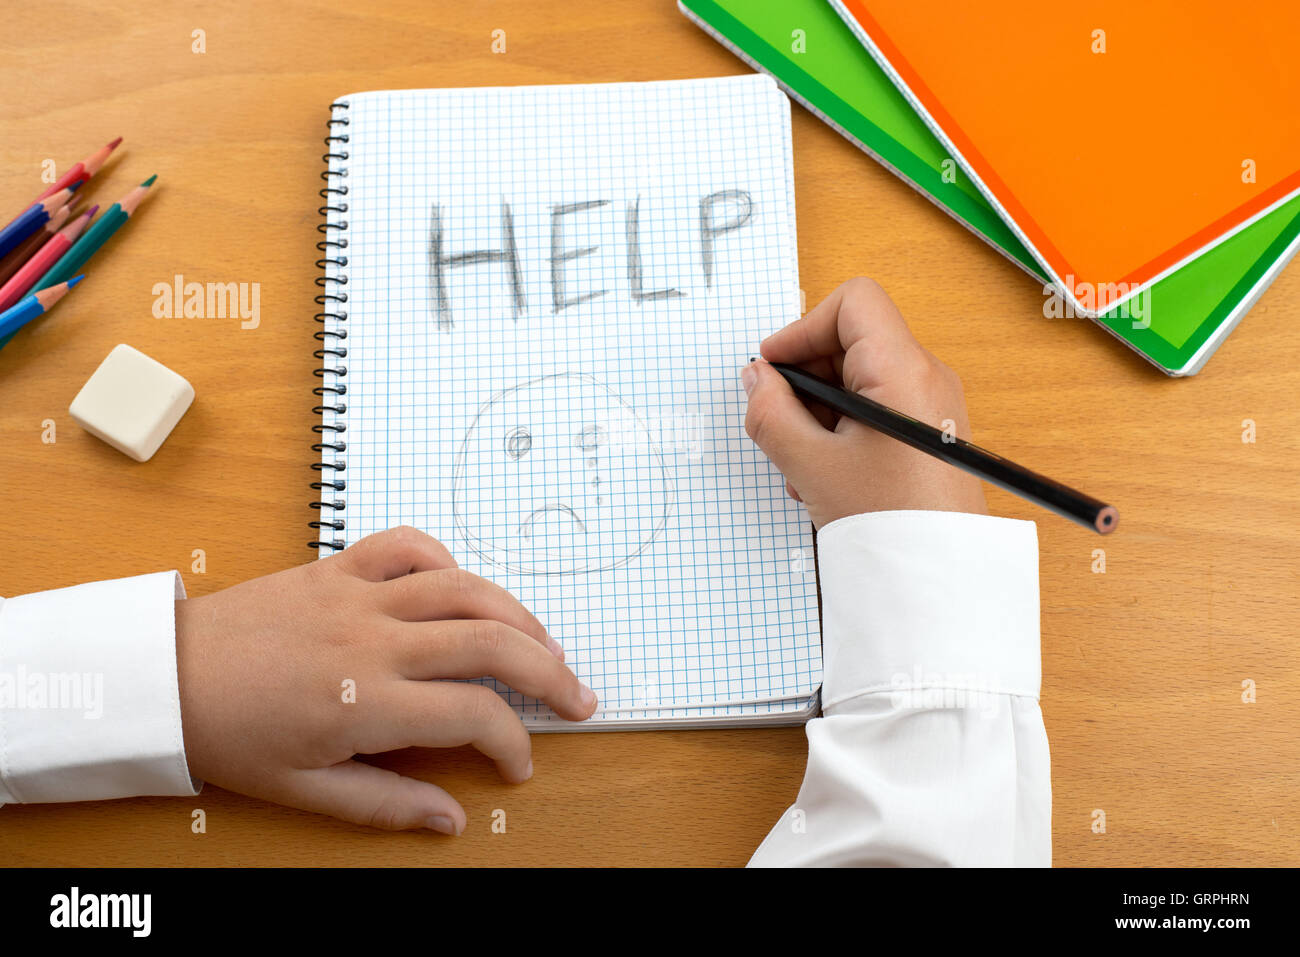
[312,75,822,729]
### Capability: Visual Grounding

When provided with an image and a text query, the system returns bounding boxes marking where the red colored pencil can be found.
[0,205,98,311]
[0,139,118,233]
[0,203,73,286]
[38,137,122,199]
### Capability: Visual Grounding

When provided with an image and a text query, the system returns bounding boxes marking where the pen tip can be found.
[141,174,157,187]
[107,136,123,150]
[68,275,86,289]
[85,204,99,218]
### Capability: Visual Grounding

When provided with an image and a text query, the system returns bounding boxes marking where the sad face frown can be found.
[452,373,673,575]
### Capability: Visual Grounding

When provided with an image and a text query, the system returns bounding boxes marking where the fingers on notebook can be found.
[393,619,597,721]
[760,277,913,366]
[379,567,551,646]
[336,525,457,580]
[282,760,467,834]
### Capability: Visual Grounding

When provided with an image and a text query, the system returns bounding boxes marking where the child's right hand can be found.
[741,277,988,530]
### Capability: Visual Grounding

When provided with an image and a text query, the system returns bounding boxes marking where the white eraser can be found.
[69,344,195,462]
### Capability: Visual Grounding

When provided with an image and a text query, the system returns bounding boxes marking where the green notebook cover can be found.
[680,0,1300,375]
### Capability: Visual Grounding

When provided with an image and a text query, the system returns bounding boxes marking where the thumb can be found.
[741,359,833,481]
[277,760,468,834]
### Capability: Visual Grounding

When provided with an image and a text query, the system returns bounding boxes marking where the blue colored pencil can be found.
[0,276,85,341]
[0,188,75,260]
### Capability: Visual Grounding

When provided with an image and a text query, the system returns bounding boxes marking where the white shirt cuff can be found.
[0,571,199,804]
[816,510,1041,712]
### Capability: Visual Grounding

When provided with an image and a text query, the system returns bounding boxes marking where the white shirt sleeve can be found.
[749,510,1051,867]
[0,572,199,806]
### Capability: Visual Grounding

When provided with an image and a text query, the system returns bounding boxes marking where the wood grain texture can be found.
[1,0,1297,867]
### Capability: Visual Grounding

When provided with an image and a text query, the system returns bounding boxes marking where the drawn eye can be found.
[504,426,532,459]
[575,424,606,451]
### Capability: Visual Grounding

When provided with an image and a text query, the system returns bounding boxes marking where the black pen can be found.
[765,361,1119,535]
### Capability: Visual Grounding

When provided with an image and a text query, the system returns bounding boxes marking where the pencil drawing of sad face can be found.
[452,373,673,575]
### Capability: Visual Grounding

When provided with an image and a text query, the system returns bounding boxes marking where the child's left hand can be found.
[174,526,597,835]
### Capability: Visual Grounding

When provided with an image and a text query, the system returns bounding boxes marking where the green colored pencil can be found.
[35,175,156,291]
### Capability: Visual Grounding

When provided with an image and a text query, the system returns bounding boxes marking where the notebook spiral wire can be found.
[310,100,350,551]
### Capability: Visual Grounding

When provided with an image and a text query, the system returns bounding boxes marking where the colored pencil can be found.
[766,361,1120,534]
[37,136,122,199]
[0,205,97,312]
[0,203,73,286]
[0,139,120,233]
[0,277,84,342]
[0,188,75,259]
[35,175,155,292]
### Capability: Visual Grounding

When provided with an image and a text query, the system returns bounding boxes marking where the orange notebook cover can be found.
[833,0,1300,316]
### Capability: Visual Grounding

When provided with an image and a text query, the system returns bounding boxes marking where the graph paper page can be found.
[329,75,821,725]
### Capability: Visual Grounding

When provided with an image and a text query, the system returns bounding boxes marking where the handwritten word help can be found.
[428,190,753,329]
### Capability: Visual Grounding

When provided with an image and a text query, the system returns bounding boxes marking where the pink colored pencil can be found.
[0,203,73,286]
[0,205,98,312]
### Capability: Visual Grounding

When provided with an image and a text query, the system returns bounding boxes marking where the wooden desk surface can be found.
[2,0,1297,867]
